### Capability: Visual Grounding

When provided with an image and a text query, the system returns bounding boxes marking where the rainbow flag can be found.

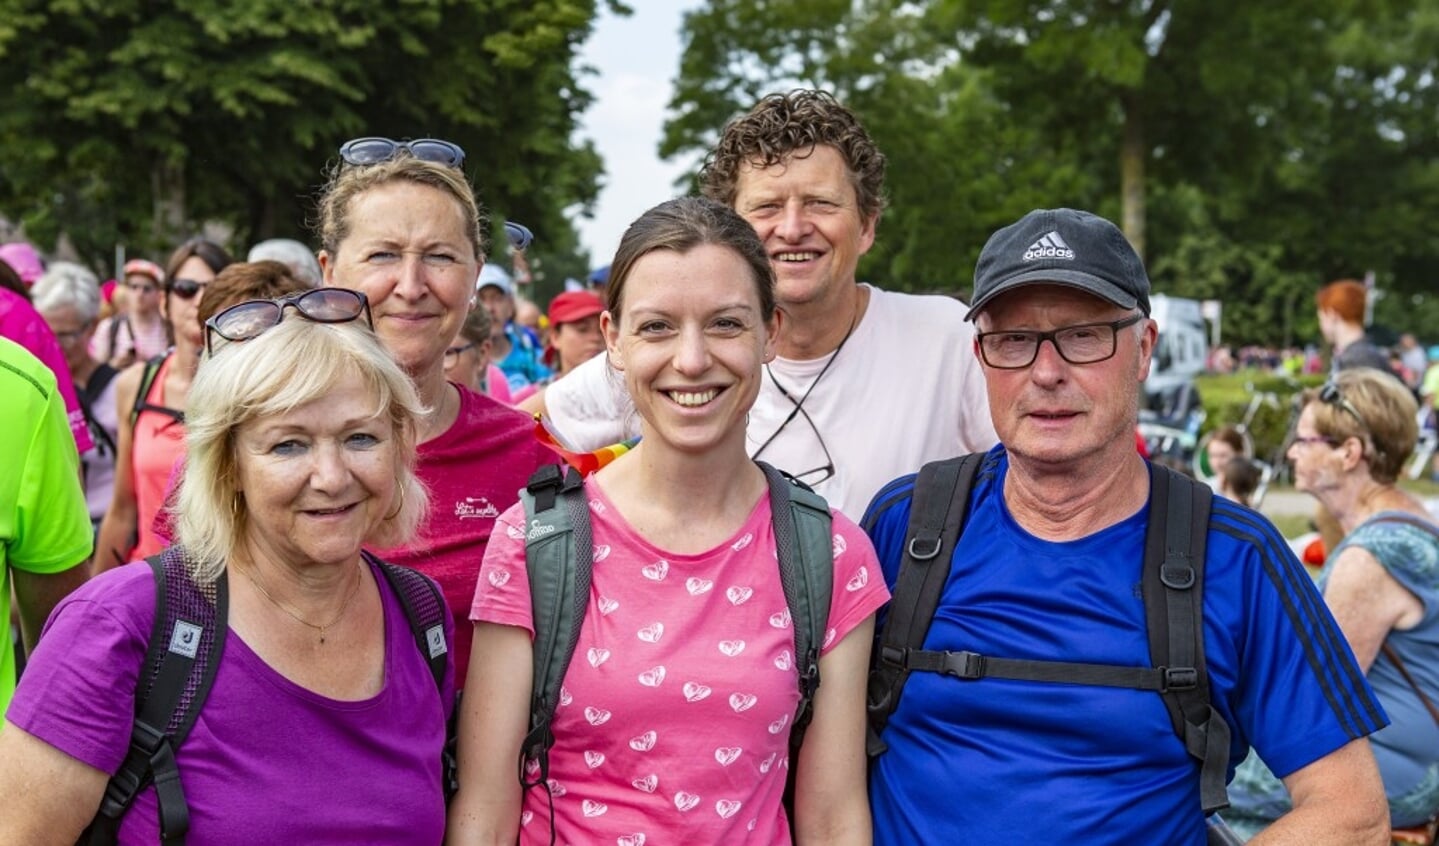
[533,414,639,476]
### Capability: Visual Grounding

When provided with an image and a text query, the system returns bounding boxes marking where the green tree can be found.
[0,0,622,277]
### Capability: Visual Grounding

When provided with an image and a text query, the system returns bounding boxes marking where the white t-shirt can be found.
[544,285,997,519]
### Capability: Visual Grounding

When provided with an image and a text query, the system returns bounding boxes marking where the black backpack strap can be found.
[77,364,119,459]
[129,354,183,428]
[866,453,984,757]
[1143,462,1229,813]
[757,461,833,750]
[87,547,227,846]
[371,555,457,801]
[519,463,591,789]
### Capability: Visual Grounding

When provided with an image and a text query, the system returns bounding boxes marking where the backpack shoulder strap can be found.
[77,364,119,458]
[370,555,457,799]
[129,354,181,427]
[87,547,228,846]
[1143,461,1230,813]
[757,461,833,750]
[519,463,591,788]
[866,452,984,757]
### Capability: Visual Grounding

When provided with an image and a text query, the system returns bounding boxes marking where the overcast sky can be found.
[573,1,704,270]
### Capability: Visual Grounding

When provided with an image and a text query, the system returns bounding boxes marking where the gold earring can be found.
[384,484,405,522]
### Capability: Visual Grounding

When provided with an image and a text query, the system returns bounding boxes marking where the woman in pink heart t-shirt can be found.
[450,197,888,845]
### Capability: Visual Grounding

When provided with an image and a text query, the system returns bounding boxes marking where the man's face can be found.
[975,284,1156,470]
[478,285,513,325]
[732,144,876,310]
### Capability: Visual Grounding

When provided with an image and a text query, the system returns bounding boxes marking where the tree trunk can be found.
[152,159,187,248]
[1119,92,1146,262]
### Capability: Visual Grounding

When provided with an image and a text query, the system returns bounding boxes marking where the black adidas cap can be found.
[967,208,1151,320]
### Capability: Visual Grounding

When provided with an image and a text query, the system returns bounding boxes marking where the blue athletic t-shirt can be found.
[862,447,1386,845]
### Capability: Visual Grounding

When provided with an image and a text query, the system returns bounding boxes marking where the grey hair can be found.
[31,261,102,323]
[246,239,323,287]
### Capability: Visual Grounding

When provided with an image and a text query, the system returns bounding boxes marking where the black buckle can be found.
[940,650,985,680]
[1162,667,1198,691]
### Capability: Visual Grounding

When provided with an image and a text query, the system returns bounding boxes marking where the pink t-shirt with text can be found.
[373,384,557,683]
[472,480,888,845]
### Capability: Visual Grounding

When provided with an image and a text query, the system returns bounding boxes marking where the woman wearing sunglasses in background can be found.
[94,238,232,573]
[449,197,885,846]
[315,137,556,683]
[90,258,170,369]
[1224,367,1439,839]
[0,304,453,844]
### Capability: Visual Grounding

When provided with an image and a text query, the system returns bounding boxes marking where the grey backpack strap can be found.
[519,464,591,789]
[758,461,833,749]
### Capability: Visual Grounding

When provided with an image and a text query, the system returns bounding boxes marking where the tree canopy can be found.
[661,0,1439,345]
[0,0,625,284]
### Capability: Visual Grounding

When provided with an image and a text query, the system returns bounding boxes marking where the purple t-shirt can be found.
[0,286,92,452]
[7,558,454,845]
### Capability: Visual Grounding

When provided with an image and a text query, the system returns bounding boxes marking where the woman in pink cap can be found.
[91,258,171,368]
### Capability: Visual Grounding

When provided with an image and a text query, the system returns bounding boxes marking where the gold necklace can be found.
[242,560,363,644]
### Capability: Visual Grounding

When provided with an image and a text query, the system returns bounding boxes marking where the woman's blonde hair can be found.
[177,318,428,583]
[1306,367,1418,484]
[315,154,487,264]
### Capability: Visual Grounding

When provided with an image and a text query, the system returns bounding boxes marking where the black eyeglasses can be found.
[443,342,475,366]
[169,278,208,301]
[975,313,1145,370]
[339,137,466,169]
[1318,381,1370,433]
[205,288,371,355]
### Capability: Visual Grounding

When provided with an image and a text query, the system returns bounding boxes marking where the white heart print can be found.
[638,666,667,687]
[632,774,658,793]
[584,707,612,726]
[547,778,566,797]
[682,682,712,702]
[673,792,700,812]
[587,648,611,668]
[685,577,713,596]
[731,532,753,551]
[617,836,646,846]
[729,693,757,712]
[774,650,793,671]
[582,799,608,818]
[759,752,777,773]
[487,569,510,588]
[629,730,657,752]
[715,799,743,819]
[768,713,790,734]
[718,639,746,657]
[769,608,791,629]
[505,523,525,541]
[588,497,605,514]
[641,559,669,581]
[832,533,848,558]
[524,758,540,778]
[559,686,573,706]
[846,565,869,591]
[597,596,619,615]
[824,627,837,648]
[584,750,606,769]
[593,544,612,563]
[638,623,664,643]
[521,810,534,826]
[725,586,753,605]
[714,747,742,766]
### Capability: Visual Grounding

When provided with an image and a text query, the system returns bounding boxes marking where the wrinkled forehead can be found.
[973,283,1122,328]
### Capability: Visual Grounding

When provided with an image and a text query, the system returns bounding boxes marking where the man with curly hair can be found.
[535,89,996,519]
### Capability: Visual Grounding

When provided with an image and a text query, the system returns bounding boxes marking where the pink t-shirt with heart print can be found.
[472,479,889,845]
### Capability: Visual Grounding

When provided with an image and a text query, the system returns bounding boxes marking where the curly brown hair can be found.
[699,89,887,220]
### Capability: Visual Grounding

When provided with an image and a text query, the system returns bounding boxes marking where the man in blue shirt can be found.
[862,208,1390,844]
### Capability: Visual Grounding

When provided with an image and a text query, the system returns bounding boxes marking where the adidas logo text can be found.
[1022,231,1074,262]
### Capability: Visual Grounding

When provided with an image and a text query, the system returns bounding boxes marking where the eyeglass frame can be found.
[443,342,476,367]
[974,313,1146,370]
[204,288,372,356]
[339,137,466,170]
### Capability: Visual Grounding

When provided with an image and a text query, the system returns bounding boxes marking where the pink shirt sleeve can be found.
[821,510,889,654]
[470,501,535,636]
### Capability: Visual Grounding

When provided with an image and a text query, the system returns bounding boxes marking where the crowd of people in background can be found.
[0,89,1434,845]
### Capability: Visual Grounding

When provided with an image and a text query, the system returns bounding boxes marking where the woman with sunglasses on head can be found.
[449,197,887,846]
[316,137,557,684]
[94,238,232,573]
[0,306,454,845]
[1225,367,1439,839]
